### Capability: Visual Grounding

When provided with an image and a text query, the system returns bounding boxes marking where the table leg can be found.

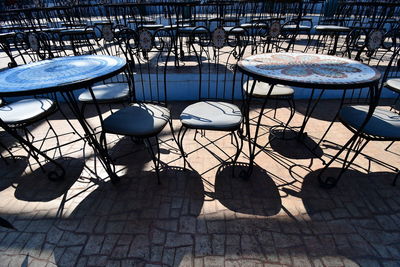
[61,90,120,184]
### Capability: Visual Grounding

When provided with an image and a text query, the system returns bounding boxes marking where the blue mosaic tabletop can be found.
[238,53,381,89]
[0,55,126,95]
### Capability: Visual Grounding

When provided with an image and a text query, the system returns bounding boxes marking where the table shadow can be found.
[0,156,28,191]
[211,163,282,216]
[14,157,84,202]
[268,130,324,159]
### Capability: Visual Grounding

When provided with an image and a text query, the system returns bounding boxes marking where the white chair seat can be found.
[282,24,311,30]
[78,83,130,103]
[243,80,294,98]
[0,98,55,125]
[178,27,208,34]
[240,23,268,28]
[103,103,170,137]
[385,78,400,93]
[339,105,400,139]
[222,27,245,33]
[180,101,242,131]
[164,24,190,29]
[139,24,164,30]
[314,25,351,32]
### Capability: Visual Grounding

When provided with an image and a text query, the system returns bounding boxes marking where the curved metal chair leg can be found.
[168,119,180,152]
[177,125,189,170]
[393,171,399,186]
[282,97,296,139]
[146,137,161,184]
[318,135,369,189]
[231,129,243,178]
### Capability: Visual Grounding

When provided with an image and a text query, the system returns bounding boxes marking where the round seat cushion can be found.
[385,78,400,93]
[282,24,311,31]
[103,103,170,137]
[240,23,268,28]
[164,24,190,29]
[222,27,245,33]
[180,101,242,131]
[139,24,164,30]
[178,27,208,34]
[314,25,351,32]
[78,83,130,103]
[243,80,294,98]
[0,98,55,125]
[339,105,400,139]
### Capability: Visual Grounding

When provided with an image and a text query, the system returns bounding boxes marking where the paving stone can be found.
[58,246,83,267]
[180,216,197,234]
[58,232,87,246]
[272,233,302,249]
[100,234,119,255]
[83,235,105,255]
[128,234,150,259]
[150,245,163,262]
[165,232,193,247]
[204,256,224,267]
[194,235,212,256]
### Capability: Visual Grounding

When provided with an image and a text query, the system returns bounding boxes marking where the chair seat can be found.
[339,105,400,139]
[240,23,268,28]
[139,24,164,30]
[178,27,208,34]
[243,80,295,98]
[314,25,351,32]
[385,78,400,93]
[164,24,190,29]
[222,27,245,33]
[103,103,170,137]
[0,98,55,125]
[180,101,242,131]
[282,24,311,30]
[78,83,130,103]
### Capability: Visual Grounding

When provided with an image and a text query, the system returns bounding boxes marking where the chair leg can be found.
[177,125,189,170]
[393,171,399,186]
[146,137,161,184]
[231,129,243,178]
[282,97,296,139]
[319,135,369,189]
[168,119,180,152]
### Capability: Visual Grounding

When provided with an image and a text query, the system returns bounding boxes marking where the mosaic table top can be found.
[0,55,126,96]
[238,53,381,89]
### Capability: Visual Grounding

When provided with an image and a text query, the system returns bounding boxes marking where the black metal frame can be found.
[177,26,249,176]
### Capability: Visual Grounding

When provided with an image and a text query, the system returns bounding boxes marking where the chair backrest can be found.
[188,26,249,102]
[117,28,174,106]
[13,31,53,65]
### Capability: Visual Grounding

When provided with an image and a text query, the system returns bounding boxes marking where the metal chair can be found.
[177,26,249,176]
[318,47,400,188]
[78,25,132,110]
[100,29,177,184]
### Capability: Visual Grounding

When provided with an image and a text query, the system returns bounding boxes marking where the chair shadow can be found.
[63,166,204,221]
[0,156,28,191]
[282,167,400,261]
[268,130,324,159]
[211,163,282,216]
[53,166,204,265]
[14,157,84,202]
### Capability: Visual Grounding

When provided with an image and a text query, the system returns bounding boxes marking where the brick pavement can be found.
[0,101,400,267]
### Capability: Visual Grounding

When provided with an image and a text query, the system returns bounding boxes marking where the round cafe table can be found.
[0,55,126,183]
[237,52,381,178]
